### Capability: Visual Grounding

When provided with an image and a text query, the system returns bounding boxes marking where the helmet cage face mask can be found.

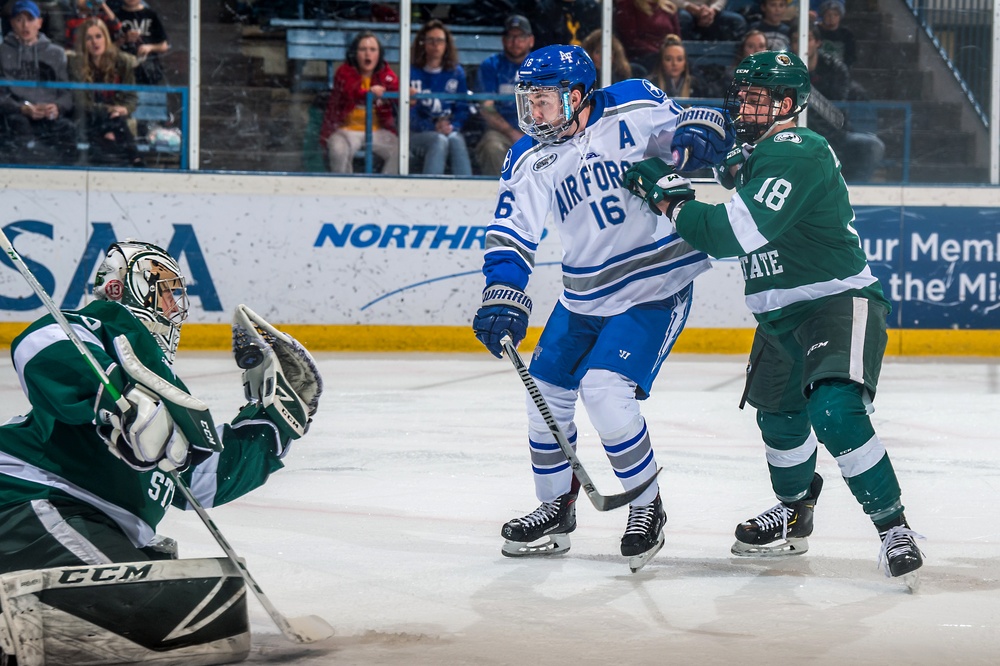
[725,82,792,143]
[515,82,575,144]
[94,241,189,362]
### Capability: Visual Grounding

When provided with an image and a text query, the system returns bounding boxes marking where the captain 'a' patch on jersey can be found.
[485,80,709,317]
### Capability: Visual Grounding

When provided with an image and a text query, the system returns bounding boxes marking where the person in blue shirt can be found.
[474,14,534,175]
[409,19,472,175]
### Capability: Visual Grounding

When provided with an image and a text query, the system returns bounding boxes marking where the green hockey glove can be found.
[623,157,695,217]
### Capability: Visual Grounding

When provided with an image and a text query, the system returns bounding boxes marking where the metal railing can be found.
[905,0,994,124]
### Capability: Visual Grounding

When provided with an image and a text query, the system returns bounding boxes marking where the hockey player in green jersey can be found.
[0,240,323,662]
[622,51,924,585]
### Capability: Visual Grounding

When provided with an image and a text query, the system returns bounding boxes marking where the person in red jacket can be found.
[319,31,399,174]
[614,0,681,72]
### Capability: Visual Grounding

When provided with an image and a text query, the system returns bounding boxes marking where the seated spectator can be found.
[702,27,767,97]
[803,26,884,182]
[65,0,122,50]
[613,0,680,73]
[0,0,77,165]
[816,0,855,68]
[678,0,746,42]
[581,29,636,83]
[409,19,472,176]
[319,30,399,174]
[70,17,142,166]
[474,14,533,176]
[523,0,601,48]
[113,0,169,85]
[647,34,711,99]
[748,0,792,51]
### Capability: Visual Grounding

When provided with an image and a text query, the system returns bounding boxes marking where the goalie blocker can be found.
[0,558,250,666]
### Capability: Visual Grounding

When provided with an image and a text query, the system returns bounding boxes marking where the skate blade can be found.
[730,537,809,558]
[900,570,920,593]
[627,531,665,573]
[501,534,571,558]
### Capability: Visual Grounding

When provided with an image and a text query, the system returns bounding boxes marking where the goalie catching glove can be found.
[670,106,736,173]
[232,305,323,450]
[623,157,696,220]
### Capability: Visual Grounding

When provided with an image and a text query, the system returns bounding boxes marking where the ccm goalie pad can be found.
[232,304,323,439]
[0,558,249,666]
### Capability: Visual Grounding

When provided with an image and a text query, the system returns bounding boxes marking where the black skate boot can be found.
[731,473,823,557]
[620,494,667,573]
[501,479,579,557]
[877,514,924,591]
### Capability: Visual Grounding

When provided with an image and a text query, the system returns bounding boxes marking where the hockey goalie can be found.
[0,241,322,665]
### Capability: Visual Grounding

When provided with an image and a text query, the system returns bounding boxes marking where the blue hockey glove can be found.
[472,284,532,359]
[670,107,736,173]
[623,157,696,218]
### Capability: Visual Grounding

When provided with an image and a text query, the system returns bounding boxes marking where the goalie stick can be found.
[0,229,333,645]
[500,335,659,512]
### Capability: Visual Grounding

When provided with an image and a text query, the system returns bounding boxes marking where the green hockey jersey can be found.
[675,127,890,334]
[0,300,286,548]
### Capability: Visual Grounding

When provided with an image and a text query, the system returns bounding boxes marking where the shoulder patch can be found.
[773,132,802,144]
[642,79,665,99]
[532,153,558,171]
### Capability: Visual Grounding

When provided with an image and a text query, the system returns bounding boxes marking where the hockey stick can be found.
[500,336,659,512]
[0,230,333,644]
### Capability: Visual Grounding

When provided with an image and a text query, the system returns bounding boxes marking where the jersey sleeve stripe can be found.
[744,265,879,313]
[725,194,771,254]
[13,322,104,395]
[486,224,538,252]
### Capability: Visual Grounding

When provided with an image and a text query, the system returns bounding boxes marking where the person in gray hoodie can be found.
[0,0,77,164]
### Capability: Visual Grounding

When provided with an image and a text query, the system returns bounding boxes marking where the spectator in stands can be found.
[319,30,399,174]
[581,29,636,83]
[70,16,142,166]
[647,34,710,99]
[524,0,601,48]
[409,19,472,175]
[65,0,122,50]
[678,0,746,42]
[700,28,766,97]
[748,0,791,51]
[112,0,169,85]
[0,0,77,165]
[816,0,855,68]
[803,26,884,182]
[474,14,533,176]
[613,0,680,73]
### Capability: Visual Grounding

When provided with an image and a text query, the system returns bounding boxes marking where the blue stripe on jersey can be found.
[562,233,681,275]
[486,224,539,252]
[503,136,545,180]
[562,252,707,302]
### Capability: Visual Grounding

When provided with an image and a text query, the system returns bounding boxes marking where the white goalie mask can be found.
[93,241,189,363]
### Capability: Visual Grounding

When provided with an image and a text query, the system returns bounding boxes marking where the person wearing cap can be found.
[0,0,77,165]
[474,14,534,176]
[817,0,855,67]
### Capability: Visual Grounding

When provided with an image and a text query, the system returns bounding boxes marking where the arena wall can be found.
[0,169,996,355]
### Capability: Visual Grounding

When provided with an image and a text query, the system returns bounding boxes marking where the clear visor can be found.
[515,84,573,143]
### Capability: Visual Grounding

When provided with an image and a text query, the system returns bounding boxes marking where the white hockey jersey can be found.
[482,79,711,317]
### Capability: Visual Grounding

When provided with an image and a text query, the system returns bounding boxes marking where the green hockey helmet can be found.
[94,240,189,363]
[724,50,811,142]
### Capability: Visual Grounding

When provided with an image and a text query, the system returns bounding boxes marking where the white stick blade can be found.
[282,615,335,643]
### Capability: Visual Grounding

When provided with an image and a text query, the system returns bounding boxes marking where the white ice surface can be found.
[2,352,998,664]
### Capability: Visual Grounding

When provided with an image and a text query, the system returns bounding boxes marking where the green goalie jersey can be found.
[675,126,890,334]
[0,300,285,549]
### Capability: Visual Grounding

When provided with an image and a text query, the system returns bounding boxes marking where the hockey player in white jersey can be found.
[472,44,721,572]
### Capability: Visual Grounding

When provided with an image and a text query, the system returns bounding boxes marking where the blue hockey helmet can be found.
[515,44,597,143]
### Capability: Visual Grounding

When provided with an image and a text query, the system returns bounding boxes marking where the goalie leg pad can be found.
[0,558,250,666]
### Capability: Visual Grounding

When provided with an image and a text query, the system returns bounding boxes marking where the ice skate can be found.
[621,494,666,573]
[731,473,823,557]
[877,514,925,592]
[501,484,578,558]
